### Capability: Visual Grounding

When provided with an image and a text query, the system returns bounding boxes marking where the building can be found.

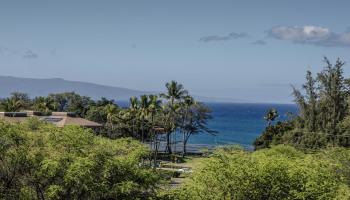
[0,111,102,129]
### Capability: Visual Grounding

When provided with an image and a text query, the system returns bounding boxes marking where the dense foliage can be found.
[255,58,350,149]
[0,81,215,157]
[2,60,350,199]
[0,120,159,199]
[160,145,350,200]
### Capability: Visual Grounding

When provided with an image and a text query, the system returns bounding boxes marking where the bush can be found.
[167,145,350,200]
[0,120,159,199]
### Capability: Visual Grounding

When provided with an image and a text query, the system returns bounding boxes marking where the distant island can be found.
[0,76,249,103]
[0,76,146,100]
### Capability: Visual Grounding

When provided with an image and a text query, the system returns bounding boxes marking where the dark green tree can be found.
[0,92,30,112]
[32,96,56,114]
[160,80,188,154]
[180,101,216,156]
[264,108,279,126]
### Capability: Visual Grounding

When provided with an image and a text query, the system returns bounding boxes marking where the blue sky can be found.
[0,0,349,103]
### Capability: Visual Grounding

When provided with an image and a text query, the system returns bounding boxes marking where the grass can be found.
[157,154,207,188]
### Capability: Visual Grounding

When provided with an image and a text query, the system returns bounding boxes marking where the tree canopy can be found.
[160,145,350,200]
[0,120,159,199]
[255,57,350,150]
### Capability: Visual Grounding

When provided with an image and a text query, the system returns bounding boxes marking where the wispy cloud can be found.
[0,46,18,55]
[23,50,38,59]
[251,40,267,45]
[260,83,301,88]
[268,25,350,47]
[199,32,248,42]
[0,46,39,59]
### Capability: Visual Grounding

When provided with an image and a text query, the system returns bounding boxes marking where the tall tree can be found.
[147,95,162,165]
[317,57,347,134]
[129,96,140,138]
[148,95,162,132]
[32,96,56,113]
[256,57,350,149]
[65,92,93,117]
[300,71,318,131]
[180,101,216,156]
[161,81,188,106]
[104,104,119,137]
[49,93,68,112]
[160,81,188,154]
[139,95,151,142]
[179,95,195,156]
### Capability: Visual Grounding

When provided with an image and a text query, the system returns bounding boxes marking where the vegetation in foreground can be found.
[160,145,350,200]
[0,120,159,199]
[1,57,350,199]
[2,119,349,199]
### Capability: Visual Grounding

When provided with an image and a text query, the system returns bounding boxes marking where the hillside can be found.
[0,76,148,100]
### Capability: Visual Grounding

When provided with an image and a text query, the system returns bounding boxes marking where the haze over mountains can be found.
[0,76,148,100]
[0,76,245,103]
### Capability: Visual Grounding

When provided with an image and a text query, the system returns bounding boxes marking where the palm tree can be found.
[10,92,30,109]
[147,95,162,166]
[148,95,162,126]
[1,98,24,112]
[161,80,188,108]
[180,95,195,157]
[264,108,279,126]
[104,104,119,137]
[139,95,151,142]
[129,97,140,138]
[160,80,188,154]
[33,96,56,114]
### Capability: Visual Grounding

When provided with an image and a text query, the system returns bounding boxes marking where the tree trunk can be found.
[182,131,186,157]
[181,107,189,158]
[153,134,159,169]
[132,118,135,137]
[183,137,189,157]
[141,119,144,142]
[166,133,172,154]
[174,131,176,154]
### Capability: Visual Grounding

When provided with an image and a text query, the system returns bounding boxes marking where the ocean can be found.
[118,101,298,150]
[186,103,298,149]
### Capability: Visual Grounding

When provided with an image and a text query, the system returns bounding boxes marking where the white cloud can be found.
[268,25,350,47]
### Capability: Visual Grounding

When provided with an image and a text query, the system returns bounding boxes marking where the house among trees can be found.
[0,111,102,129]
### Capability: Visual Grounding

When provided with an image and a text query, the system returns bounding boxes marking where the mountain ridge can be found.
[0,75,249,103]
[0,75,148,100]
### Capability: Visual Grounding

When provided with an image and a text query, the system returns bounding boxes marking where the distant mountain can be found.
[0,76,249,103]
[0,76,149,100]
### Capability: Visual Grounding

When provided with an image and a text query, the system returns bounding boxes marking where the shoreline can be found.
[149,142,254,153]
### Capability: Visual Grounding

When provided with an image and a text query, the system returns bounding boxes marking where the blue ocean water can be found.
[118,101,298,149]
[187,103,298,148]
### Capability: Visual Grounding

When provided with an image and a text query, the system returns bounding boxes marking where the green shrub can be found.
[0,121,159,199]
[167,145,350,200]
